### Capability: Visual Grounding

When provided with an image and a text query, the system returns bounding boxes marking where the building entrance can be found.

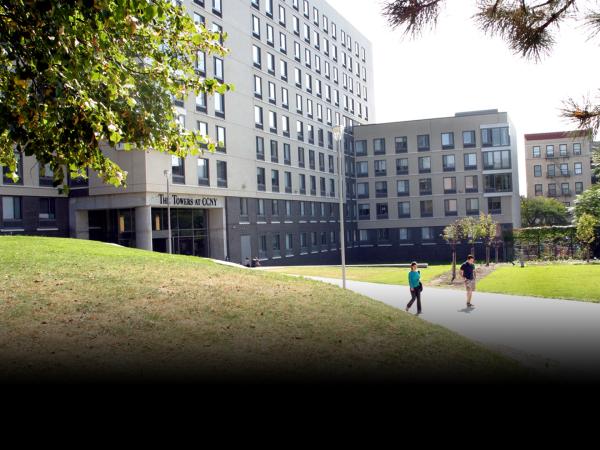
[151,207,209,257]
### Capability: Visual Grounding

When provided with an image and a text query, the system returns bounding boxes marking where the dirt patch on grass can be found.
[428,263,501,288]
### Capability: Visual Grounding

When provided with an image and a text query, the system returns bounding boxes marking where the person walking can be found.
[460,255,477,308]
[405,261,422,315]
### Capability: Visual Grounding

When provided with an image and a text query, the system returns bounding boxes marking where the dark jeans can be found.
[407,288,421,313]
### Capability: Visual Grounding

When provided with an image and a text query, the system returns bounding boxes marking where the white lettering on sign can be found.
[158,194,220,208]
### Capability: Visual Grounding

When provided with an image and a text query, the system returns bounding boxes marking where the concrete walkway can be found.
[307,276,600,379]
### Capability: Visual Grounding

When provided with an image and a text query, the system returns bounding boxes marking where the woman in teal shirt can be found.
[406,261,422,314]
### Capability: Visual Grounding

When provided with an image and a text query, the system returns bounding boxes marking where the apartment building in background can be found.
[524,130,593,207]
[350,110,521,262]
[0,0,375,265]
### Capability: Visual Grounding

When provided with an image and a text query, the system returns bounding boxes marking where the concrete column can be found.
[135,205,153,251]
[74,209,89,240]
[208,208,227,261]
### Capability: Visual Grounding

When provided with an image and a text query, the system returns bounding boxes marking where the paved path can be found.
[307,277,600,379]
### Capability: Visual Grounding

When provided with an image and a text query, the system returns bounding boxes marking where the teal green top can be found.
[408,270,421,289]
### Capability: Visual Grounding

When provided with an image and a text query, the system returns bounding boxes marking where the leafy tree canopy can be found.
[521,196,569,227]
[0,0,232,188]
[382,0,600,134]
[573,184,600,219]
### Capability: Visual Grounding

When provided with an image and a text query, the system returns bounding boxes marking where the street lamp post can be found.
[163,169,172,254]
[333,125,346,290]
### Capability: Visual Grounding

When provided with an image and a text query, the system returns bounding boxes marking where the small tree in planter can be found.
[443,221,462,281]
[460,216,480,259]
[478,213,499,266]
[576,213,599,262]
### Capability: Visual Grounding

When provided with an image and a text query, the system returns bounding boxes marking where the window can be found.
[197,158,209,186]
[444,199,458,216]
[172,155,185,184]
[269,111,277,132]
[376,203,388,219]
[355,140,367,156]
[252,45,261,67]
[257,167,266,191]
[212,0,222,16]
[270,140,278,163]
[574,162,583,175]
[535,184,543,196]
[281,87,289,108]
[39,197,56,220]
[443,177,456,194]
[573,143,582,155]
[546,145,555,158]
[420,200,433,218]
[279,32,287,53]
[419,178,432,195]
[216,161,227,187]
[397,180,409,196]
[559,144,568,156]
[39,163,54,186]
[267,52,275,74]
[254,106,263,128]
[375,181,387,198]
[265,0,273,16]
[561,182,570,196]
[357,182,369,199]
[398,201,410,218]
[547,164,556,177]
[464,153,477,170]
[215,126,226,152]
[299,174,306,194]
[442,154,456,172]
[463,130,476,148]
[395,136,407,153]
[417,134,430,151]
[254,75,262,98]
[255,136,265,161]
[272,199,280,218]
[488,197,502,214]
[484,173,512,193]
[560,163,569,176]
[284,144,291,165]
[465,175,478,193]
[272,234,281,257]
[259,234,268,259]
[240,198,248,220]
[442,132,454,149]
[309,177,316,196]
[483,150,511,170]
[214,92,225,117]
[358,204,370,220]
[534,165,542,177]
[418,156,431,173]
[548,183,557,197]
[252,15,261,38]
[266,24,274,45]
[357,161,368,177]
[575,182,584,194]
[271,169,280,192]
[396,158,409,175]
[466,198,479,216]
[279,4,286,26]
[196,51,206,75]
[298,147,305,168]
[374,138,386,155]
[374,160,386,176]
[481,127,510,147]
[533,146,541,158]
[2,196,22,221]
[285,233,294,256]
[285,171,292,193]
[257,199,266,219]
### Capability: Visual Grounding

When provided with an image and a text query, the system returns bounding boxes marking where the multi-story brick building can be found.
[524,130,593,207]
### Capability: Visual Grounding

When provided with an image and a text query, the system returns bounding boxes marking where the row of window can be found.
[256,137,336,171]
[355,127,510,155]
[532,162,584,178]
[531,143,582,158]
[356,175,482,198]
[256,167,336,196]
[354,150,511,177]
[173,155,228,188]
[2,152,87,187]
[1,196,56,223]
[250,13,368,102]
[251,48,368,122]
[533,182,585,197]
[256,230,338,259]
[239,197,339,221]
[357,197,503,221]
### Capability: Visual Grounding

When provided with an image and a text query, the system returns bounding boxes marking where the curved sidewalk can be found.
[308,276,600,379]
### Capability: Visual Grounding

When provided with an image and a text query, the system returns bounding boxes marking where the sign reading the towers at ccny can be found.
[153,194,224,209]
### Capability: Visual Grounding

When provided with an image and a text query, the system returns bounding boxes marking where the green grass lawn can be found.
[477,264,600,303]
[265,264,452,285]
[0,236,530,382]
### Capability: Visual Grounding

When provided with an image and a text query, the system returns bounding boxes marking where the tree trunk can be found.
[451,246,456,282]
[486,245,490,266]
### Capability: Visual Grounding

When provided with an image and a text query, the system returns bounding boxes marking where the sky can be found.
[326,0,600,194]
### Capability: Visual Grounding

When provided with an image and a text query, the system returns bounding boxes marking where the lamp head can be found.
[332,125,343,141]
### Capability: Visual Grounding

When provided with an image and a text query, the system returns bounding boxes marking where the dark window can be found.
[216,161,227,187]
[197,158,209,186]
[420,200,433,218]
[419,178,432,196]
[484,173,512,193]
[256,136,265,160]
[417,134,430,151]
[395,136,407,153]
[39,198,56,220]
[488,197,502,214]
[172,156,185,184]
